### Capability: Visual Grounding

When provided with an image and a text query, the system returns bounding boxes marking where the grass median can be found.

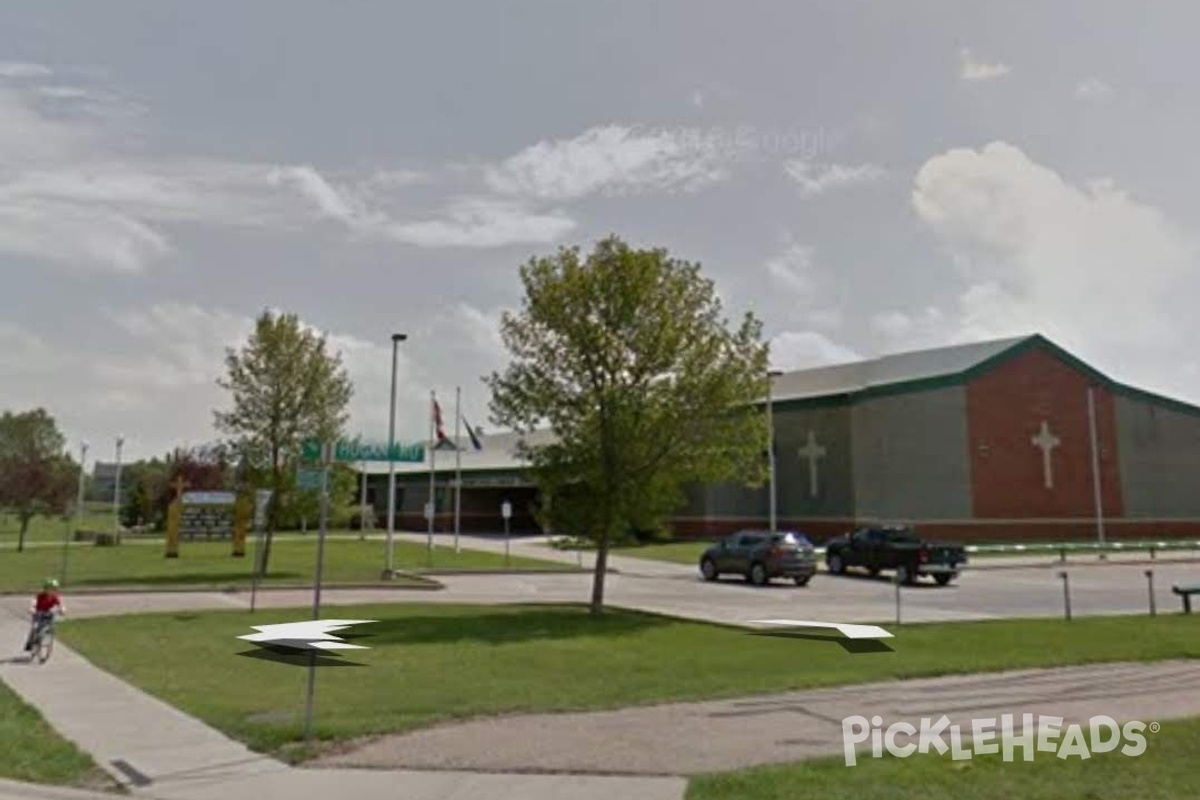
[0,537,570,593]
[0,679,113,788]
[686,717,1200,800]
[57,605,1200,760]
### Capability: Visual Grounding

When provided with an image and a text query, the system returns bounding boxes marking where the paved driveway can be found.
[15,553,1199,627]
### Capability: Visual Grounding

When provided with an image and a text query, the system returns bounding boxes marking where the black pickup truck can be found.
[824,525,966,585]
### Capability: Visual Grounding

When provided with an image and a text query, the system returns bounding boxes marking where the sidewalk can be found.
[393,531,697,577]
[0,608,685,800]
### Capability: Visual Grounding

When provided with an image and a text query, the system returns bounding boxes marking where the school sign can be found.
[300,438,425,463]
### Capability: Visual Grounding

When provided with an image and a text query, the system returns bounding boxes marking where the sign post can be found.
[304,440,332,742]
[164,476,188,558]
[301,436,425,579]
[501,500,512,567]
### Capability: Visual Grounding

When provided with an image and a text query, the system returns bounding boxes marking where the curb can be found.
[0,779,125,799]
[0,579,446,597]
[411,567,597,576]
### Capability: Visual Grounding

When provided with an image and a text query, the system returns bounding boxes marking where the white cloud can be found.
[959,48,1011,82]
[1,76,568,272]
[0,200,172,273]
[484,124,735,201]
[765,240,817,295]
[36,86,92,100]
[0,61,52,79]
[911,141,1198,396]
[783,160,886,196]
[770,331,862,371]
[382,197,576,248]
[1075,77,1114,101]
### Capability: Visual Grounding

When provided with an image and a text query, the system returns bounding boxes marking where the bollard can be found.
[1146,570,1156,616]
[895,572,902,626]
[1058,571,1072,621]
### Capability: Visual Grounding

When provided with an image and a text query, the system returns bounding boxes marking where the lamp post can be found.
[385,332,406,578]
[112,435,124,537]
[768,370,783,533]
[1086,385,1106,545]
[62,440,87,583]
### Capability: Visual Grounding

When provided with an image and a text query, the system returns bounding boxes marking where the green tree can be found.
[214,310,353,571]
[277,462,358,530]
[486,236,769,613]
[0,409,77,552]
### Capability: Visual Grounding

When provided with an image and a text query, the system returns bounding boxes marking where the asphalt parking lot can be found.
[16,534,1200,628]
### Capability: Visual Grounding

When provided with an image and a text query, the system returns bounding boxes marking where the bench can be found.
[1172,583,1200,613]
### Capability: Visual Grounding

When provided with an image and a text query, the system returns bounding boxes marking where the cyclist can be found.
[25,578,65,652]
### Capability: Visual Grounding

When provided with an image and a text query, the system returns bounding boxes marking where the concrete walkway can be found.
[0,608,685,800]
[393,531,696,577]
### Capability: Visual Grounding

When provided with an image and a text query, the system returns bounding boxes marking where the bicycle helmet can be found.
[43,578,59,589]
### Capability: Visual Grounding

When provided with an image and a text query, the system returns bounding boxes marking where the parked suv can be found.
[699,530,818,586]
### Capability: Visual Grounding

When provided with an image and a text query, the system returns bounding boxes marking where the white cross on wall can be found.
[1031,421,1061,489]
[797,430,827,497]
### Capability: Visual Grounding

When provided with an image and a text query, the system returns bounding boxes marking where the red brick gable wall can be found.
[965,347,1124,519]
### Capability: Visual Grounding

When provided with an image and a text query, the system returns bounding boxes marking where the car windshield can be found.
[886,528,920,543]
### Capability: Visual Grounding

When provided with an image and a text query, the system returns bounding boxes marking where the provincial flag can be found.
[463,417,483,451]
[432,399,452,448]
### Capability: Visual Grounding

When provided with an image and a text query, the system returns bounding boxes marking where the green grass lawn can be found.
[0,679,112,788]
[614,541,709,564]
[0,537,570,593]
[57,605,1200,760]
[0,509,114,546]
[687,717,1200,800]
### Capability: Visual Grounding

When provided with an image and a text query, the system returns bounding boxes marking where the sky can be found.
[2,1,1199,463]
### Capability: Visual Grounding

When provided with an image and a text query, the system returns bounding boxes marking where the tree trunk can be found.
[589,523,610,614]
[261,453,281,575]
[17,514,31,553]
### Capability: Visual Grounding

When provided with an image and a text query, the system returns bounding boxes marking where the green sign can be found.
[296,467,324,490]
[301,438,425,463]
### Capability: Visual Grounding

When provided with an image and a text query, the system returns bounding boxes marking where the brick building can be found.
[360,334,1200,542]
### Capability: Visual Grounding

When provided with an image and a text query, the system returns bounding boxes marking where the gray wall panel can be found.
[850,386,972,519]
[1115,396,1200,517]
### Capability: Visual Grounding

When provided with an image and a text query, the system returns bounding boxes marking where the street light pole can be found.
[62,440,87,584]
[768,370,782,533]
[112,435,124,538]
[385,332,406,578]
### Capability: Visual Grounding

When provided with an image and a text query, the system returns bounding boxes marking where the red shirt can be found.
[34,591,62,613]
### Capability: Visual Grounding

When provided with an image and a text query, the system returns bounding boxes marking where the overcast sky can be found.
[3,2,1198,462]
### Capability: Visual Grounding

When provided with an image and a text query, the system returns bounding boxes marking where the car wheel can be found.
[750,562,768,586]
[794,575,811,587]
[827,553,845,574]
[934,573,953,586]
[700,558,719,581]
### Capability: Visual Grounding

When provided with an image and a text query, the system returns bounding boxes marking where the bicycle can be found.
[27,613,56,664]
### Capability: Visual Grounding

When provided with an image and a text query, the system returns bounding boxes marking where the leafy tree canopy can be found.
[214,309,353,569]
[486,236,769,611]
[0,408,77,552]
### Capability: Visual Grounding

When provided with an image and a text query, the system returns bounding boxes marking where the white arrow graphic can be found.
[238,619,377,651]
[749,619,894,639]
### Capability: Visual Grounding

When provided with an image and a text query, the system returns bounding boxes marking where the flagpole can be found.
[454,385,462,553]
[428,390,436,566]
